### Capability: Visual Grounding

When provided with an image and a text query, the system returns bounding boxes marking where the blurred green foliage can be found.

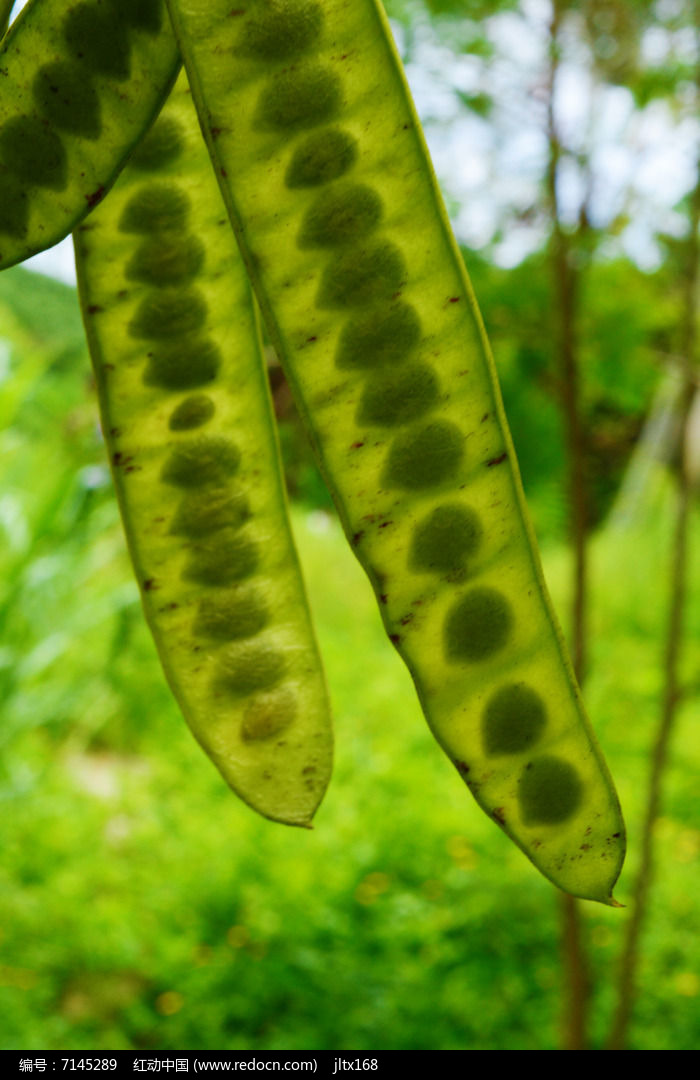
[1,267,699,1050]
[466,251,673,536]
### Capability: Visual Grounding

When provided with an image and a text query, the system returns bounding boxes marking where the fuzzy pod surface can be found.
[165,0,625,902]
[73,70,333,827]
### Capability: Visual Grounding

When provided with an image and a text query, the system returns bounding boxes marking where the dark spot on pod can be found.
[257,64,342,131]
[298,183,383,249]
[518,755,583,825]
[482,683,547,756]
[285,128,358,188]
[169,394,216,431]
[243,0,323,59]
[0,117,67,191]
[86,186,105,209]
[125,234,205,286]
[215,641,286,696]
[194,585,269,641]
[128,288,208,341]
[170,486,250,538]
[108,0,163,33]
[335,302,422,371]
[444,587,513,663]
[0,173,28,237]
[357,363,439,428]
[183,528,259,586]
[129,116,185,172]
[63,3,131,81]
[161,436,241,488]
[119,184,190,234]
[241,687,297,742]
[410,503,482,574]
[318,241,406,309]
[383,420,464,490]
[32,63,101,139]
[144,338,221,391]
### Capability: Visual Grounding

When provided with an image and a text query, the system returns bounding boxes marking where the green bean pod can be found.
[0,0,179,269]
[73,70,333,827]
[165,0,625,901]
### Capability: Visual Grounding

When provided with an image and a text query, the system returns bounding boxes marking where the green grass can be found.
[1,269,699,1051]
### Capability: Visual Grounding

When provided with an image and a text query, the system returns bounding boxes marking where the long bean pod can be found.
[0,0,179,268]
[164,0,625,901]
[74,70,333,826]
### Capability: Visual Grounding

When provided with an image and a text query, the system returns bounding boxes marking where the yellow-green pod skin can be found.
[0,0,180,269]
[166,0,625,901]
[73,72,333,827]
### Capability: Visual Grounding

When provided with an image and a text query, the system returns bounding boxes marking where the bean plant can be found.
[0,0,625,904]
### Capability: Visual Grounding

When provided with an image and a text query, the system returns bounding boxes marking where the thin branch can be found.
[546,0,592,1051]
[606,130,700,1053]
